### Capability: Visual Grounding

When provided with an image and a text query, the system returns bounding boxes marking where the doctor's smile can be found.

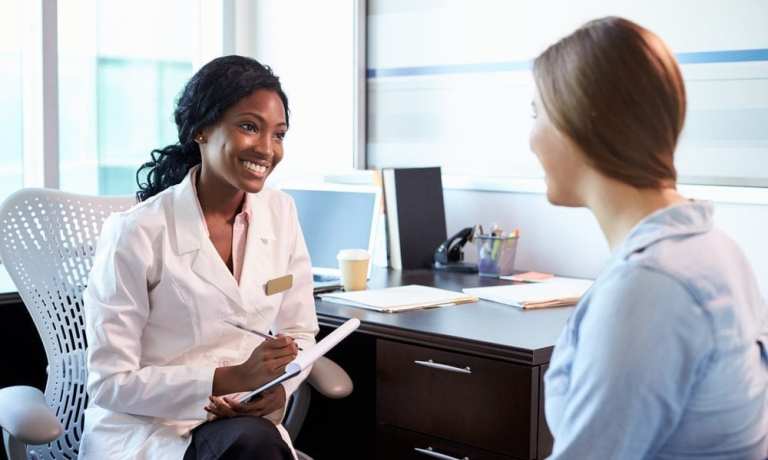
[195,88,288,197]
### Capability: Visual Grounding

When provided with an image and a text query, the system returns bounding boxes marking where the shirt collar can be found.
[189,165,252,237]
[173,166,275,255]
[615,200,714,260]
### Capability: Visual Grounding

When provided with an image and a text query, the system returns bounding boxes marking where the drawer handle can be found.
[414,359,472,374]
[414,446,469,460]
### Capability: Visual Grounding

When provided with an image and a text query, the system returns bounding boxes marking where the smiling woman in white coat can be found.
[79,56,318,460]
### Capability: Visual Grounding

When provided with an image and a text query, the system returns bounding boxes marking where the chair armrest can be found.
[307,356,353,399]
[0,386,63,444]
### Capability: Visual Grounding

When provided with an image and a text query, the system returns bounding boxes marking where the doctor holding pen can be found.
[530,17,767,459]
[80,56,318,460]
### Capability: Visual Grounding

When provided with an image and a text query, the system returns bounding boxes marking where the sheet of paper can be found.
[500,271,553,282]
[293,317,360,371]
[463,278,593,308]
[238,318,360,403]
[319,285,477,312]
[498,275,590,286]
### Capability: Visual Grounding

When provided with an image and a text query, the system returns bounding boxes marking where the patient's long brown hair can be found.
[533,17,686,188]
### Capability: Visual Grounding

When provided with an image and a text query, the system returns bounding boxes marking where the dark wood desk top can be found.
[316,268,573,366]
[0,265,573,365]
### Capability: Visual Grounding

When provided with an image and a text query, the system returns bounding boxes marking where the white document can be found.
[238,318,360,403]
[319,285,478,313]
[463,277,593,309]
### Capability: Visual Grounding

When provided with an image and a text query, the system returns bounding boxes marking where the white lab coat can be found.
[79,168,318,460]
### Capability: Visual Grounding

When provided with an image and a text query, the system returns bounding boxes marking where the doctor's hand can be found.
[212,335,298,396]
[239,335,299,387]
[204,386,287,421]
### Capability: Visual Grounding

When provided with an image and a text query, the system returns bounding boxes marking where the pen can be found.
[223,320,303,350]
[490,225,503,260]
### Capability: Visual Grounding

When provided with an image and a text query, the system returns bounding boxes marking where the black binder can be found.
[382,167,447,270]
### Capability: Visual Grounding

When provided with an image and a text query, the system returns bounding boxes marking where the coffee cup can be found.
[336,249,370,291]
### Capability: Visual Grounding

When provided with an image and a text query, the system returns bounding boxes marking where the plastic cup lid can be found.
[337,249,370,261]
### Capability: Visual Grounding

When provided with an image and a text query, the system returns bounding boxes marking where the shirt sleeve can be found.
[272,197,319,400]
[548,265,714,459]
[84,214,214,421]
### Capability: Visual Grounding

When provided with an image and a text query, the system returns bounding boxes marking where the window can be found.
[95,58,191,195]
[247,0,359,180]
[366,0,768,187]
[0,1,24,203]
[58,0,198,196]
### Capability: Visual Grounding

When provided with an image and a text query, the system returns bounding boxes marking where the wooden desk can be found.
[0,267,47,460]
[0,266,572,460]
[0,267,46,392]
[300,268,573,460]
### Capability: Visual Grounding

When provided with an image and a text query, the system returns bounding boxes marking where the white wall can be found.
[445,189,768,296]
[236,0,358,180]
[367,1,768,187]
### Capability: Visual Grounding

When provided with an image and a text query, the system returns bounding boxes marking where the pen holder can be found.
[475,235,519,277]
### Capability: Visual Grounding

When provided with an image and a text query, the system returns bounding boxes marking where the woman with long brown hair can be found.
[531,17,767,458]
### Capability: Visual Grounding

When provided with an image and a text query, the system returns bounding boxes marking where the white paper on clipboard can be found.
[238,318,360,404]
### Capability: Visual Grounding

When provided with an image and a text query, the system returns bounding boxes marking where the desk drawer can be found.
[377,340,538,458]
[377,425,515,460]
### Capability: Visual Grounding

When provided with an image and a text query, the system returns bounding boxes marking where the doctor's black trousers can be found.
[183,415,294,460]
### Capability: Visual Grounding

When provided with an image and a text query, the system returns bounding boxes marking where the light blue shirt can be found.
[545,201,768,459]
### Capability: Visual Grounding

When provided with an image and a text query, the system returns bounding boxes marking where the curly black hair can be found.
[136,55,289,201]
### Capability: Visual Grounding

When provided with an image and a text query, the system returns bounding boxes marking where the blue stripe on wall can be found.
[676,49,768,64]
[367,48,768,79]
[367,61,530,78]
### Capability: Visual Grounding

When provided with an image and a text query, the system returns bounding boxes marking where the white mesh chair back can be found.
[0,189,135,459]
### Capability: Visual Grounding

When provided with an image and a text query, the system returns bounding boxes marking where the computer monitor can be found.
[280,184,381,279]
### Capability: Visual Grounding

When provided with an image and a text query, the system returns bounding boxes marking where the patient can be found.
[530,17,768,458]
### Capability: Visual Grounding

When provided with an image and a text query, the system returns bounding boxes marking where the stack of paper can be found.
[319,285,478,313]
[463,277,593,309]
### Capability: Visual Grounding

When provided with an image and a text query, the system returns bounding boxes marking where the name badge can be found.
[265,274,293,296]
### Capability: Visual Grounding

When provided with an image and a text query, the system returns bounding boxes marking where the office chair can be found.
[0,188,351,460]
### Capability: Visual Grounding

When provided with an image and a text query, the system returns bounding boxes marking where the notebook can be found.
[238,318,360,404]
[462,277,593,309]
[382,167,447,270]
[319,285,478,313]
[281,184,381,293]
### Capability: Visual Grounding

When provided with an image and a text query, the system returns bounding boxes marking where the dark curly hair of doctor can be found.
[136,55,289,202]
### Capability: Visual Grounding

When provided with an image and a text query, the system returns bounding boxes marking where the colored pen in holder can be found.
[475,231,519,277]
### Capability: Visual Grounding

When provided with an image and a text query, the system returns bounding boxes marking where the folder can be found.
[382,167,447,270]
[462,277,593,309]
[238,318,360,403]
[319,285,478,313]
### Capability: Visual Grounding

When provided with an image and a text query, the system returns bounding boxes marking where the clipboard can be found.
[240,364,302,403]
[238,318,360,404]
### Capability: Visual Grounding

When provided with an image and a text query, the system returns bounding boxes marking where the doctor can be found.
[80,55,318,460]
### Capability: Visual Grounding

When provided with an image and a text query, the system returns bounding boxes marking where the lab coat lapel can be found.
[239,191,277,304]
[191,245,244,308]
[172,169,243,308]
